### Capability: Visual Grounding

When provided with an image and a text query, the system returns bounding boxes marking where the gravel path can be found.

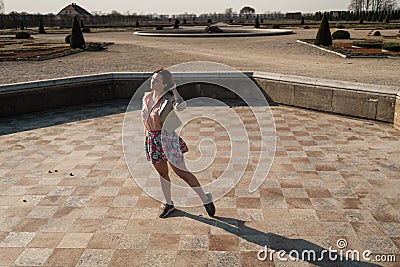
[1,28,399,86]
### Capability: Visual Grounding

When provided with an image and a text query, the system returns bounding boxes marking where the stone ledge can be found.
[253,71,399,124]
[0,73,149,93]
[0,71,399,127]
[134,29,293,38]
[395,93,400,130]
[253,71,398,95]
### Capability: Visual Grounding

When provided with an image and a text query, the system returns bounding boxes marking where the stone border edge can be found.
[395,93,400,130]
[297,40,400,59]
[134,29,293,38]
[0,71,399,127]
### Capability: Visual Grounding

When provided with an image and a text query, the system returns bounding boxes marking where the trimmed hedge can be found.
[314,14,332,46]
[65,34,71,44]
[39,18,46,34]
[81,27,91,33]
[16,32,31,39]
[70,16,85,49]
[372,31,381,36]
[173,19,180,29]
[332,30,350,39]
[352,41,383,48]
[382,42,400,52]
[254,16,260,28]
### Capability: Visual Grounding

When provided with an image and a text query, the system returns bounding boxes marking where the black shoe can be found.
[204,193,216,217]
[159,202,175,218]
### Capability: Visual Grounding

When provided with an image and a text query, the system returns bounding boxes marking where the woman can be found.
[141,68,216,218]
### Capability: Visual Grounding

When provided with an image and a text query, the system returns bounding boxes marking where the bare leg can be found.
[170,162,208,203]
[153,160,172,204]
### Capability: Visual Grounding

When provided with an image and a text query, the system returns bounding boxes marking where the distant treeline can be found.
[0,14,151,29]
[1,10,399,29]
[307,10,400,21]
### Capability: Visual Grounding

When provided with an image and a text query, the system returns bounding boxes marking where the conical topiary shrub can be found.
[314,13,332,46]
[39,17,46,34]
[70,16,85,49]
[173,19,180,29]
[254,15,260,28]
[135,19,140,28]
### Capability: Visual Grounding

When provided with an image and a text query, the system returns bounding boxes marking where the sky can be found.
[2,0,364,15]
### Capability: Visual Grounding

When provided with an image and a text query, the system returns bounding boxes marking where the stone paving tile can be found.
[209,234,240,251]
[142,250,178,267]
[147,233,181,250]
[208,251,241,266]
[41,218,75,232]
[0,100,400,266]
[13,218,48,232]
[175,250,208,267]
[179,235,209,251]
[68,218,100,233]
[57,233,93,248]
[0,247,23,265]
[117,233,149,250]
[44,248,84,267]
[75,249,114,267]
[109,249,146,267]
[14,248,53,266]
[241,251,275,266]
[87,232,122,249]
[27,232,64,248]
[0,232,36,247]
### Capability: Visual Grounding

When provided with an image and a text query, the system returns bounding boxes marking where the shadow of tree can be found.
[169,210,382,267]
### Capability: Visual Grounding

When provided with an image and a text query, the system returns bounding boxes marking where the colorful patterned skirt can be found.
[145,130,188,165]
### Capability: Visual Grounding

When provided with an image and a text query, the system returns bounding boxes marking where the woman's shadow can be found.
[169,210,382,267]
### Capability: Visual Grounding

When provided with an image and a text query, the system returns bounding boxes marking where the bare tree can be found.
[372,0,382,11]
[0,0,4,14]
[349,0,364,12]
[381,0,398,11]
[364,0,372,11]
[225,8,233,18]
[349,0,397,11]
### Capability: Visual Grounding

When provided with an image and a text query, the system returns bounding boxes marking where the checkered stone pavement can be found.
[0,99,399,266]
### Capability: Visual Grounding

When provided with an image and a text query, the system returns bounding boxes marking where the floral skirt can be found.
[145,130,188,165]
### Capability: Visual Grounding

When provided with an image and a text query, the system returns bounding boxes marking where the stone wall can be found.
[0,73,147,117]
[253,72,398,123]
[395,93,400,130]
[0,72,398,128]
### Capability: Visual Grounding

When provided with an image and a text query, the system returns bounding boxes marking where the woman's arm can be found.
[170,84,182,100]
[170,84,186,111]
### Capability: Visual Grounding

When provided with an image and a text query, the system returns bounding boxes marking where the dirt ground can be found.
[0,28,399,86]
